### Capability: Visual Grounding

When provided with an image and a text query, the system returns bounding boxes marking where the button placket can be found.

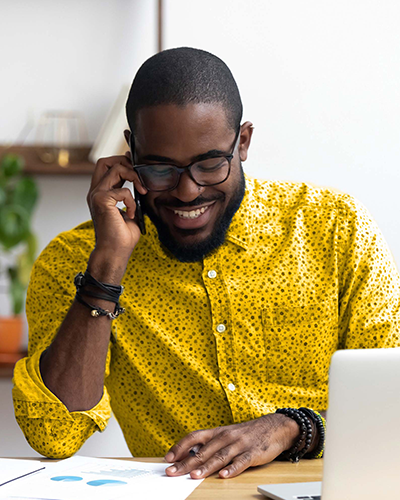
[202,254,244,419]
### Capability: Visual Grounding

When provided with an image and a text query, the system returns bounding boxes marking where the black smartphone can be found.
[129,134,146,235]
[133,186,146,235]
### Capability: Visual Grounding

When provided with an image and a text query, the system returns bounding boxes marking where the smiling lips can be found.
[173,206,209,219]
[164,202,216,230]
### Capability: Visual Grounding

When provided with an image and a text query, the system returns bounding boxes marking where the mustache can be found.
[154,194,225,209]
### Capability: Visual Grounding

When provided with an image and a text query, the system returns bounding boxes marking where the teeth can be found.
[174,206,208,219]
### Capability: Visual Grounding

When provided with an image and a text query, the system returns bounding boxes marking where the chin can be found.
[144,166,246,262]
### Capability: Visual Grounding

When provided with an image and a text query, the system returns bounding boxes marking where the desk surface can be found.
[135,458,323,499]
[8,457,323,499]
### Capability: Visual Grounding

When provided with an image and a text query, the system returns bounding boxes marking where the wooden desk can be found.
[133,458,323,499]
[7,457,323,499]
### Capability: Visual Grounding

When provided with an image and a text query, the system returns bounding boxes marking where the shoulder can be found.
[34,220,95,273]
[246,175,371,220]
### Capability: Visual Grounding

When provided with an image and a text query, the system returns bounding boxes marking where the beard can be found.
[142,166,246,262]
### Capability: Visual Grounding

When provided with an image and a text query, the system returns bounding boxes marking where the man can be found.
[13,48,400,479]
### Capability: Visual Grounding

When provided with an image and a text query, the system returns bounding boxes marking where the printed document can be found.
[0,456,204,500]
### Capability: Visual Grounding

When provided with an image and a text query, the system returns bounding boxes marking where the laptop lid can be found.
[258,347,400,500]
[322,347,400,500]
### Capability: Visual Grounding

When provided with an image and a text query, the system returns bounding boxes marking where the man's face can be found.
[133,103,250,262]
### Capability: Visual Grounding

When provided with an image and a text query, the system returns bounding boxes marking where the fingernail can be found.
[220,469,228,477]
[167,466,177,474]
[192,469,202,477]
[165,452,175,462]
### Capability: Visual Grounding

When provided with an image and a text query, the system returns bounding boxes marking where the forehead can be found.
[134,103,233,159]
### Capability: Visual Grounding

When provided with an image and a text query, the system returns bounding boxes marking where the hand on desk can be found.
[164,413,300,479]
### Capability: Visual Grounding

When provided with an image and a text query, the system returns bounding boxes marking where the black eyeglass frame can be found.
[131,126,241,192]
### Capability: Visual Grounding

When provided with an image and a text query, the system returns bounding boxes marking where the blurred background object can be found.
[0,153,38,354]
[35,110,88,167]
[89,86,130,164]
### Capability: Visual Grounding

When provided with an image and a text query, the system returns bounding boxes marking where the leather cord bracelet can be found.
[74,271,125,320]
[74,271,124,301]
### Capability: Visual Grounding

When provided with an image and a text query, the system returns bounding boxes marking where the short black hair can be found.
[126,47,242,134]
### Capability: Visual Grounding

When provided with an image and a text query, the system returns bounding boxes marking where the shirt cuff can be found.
[13,349,111,432]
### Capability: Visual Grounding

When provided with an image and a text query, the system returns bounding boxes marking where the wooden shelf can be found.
[0,145,95,175]
[0,351,27,378]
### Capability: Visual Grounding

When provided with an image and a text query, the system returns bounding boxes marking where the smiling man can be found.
[13,48,400,479]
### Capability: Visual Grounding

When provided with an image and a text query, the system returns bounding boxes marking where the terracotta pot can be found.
[0,316,23,353]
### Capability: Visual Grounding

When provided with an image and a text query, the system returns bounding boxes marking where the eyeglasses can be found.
[132,127,241,192]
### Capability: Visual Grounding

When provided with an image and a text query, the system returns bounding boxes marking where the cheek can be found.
[141,193,158,214]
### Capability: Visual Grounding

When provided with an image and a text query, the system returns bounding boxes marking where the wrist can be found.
[271,412,302,451]
[87,247,129,284]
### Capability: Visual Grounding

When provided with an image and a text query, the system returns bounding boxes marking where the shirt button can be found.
[207,270,217,278]
[216,324,226,333]
[228,383,236,391]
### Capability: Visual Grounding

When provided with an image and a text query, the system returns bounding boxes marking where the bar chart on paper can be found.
[0,456,203,500]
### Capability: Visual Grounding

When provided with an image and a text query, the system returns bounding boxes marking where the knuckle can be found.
[214,450,228,464]
[239,452,252,465]
[90,190,104,205]
[219,429,231,440]
[194,450,205,463]
[176,458,188,470]
[188,430,201,441]
[173,441,184,454]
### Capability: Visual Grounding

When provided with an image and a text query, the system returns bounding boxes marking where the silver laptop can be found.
[258,347,400,500]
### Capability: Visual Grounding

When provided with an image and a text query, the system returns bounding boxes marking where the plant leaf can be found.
[0,154,24,178]
[0,184,6,205]
[0,205,30,249]
[7,267,25,315]
[12,177,39,214]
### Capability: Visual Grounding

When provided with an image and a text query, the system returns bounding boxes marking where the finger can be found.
[91,155,132,190]
[166,429,238,477]
[165,429,214,463]
[93,163,147,197]
[91,187,137,219]
[218,451,253,479]
[189,443,242,479]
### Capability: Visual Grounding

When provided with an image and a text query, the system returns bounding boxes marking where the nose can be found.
[170,170,205,202]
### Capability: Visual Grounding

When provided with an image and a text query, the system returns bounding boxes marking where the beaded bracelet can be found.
[299,408,326,459]
[275,408,313,463]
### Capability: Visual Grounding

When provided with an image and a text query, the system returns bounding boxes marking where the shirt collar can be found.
[224,174,254,251]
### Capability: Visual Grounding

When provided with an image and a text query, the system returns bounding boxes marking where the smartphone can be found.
[129,134,146,235]
[133,186,146,235]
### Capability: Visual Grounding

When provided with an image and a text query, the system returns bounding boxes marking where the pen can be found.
[0,467,46,487]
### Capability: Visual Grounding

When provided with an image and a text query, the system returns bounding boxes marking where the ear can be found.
[238,121,254,162]
[124,129,131,146]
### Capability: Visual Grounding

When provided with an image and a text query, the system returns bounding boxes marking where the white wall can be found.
[0,0,156,458]
[164,0,400,267]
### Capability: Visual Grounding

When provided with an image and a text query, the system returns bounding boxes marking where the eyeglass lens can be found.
[138,157,230,191]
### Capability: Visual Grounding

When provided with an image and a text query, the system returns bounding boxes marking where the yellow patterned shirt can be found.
[13,177,400,458]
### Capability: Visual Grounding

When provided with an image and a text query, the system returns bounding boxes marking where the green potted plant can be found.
[0,153,38,353]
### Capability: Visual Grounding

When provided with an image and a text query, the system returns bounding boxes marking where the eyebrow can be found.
[141,148,229,165]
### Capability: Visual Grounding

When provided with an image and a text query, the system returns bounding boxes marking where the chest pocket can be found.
[262,300,338,388]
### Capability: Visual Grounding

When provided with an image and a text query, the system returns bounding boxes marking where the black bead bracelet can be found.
[299,408,325,459]
[275,408,314,463]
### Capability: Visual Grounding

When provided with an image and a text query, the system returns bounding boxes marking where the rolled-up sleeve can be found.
[13,348,111,458]
[12,225,112,458]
